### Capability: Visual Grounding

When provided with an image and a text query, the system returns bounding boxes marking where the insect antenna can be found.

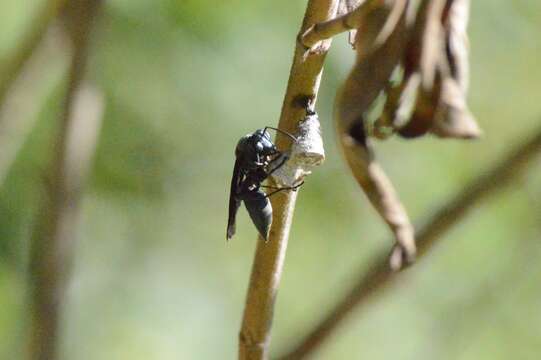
[263,126,297,142]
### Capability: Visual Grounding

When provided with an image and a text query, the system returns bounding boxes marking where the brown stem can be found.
[300,0,382,48]
[278,124,541,359]
[27,1,103,359]
[238,1,340,359]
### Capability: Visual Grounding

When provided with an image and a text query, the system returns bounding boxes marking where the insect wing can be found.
[226,158,243,240]
[243,191,272,241]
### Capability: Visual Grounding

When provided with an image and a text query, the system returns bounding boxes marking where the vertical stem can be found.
[238,1,339,359]
[28,1,103,359]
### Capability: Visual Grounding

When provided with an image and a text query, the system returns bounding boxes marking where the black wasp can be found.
[227,127,303,241]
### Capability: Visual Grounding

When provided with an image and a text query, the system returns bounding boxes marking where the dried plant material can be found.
[396,71,440,138]
[432,75,481,138]
[296,0,479,270]
[372,80,398,139]
[430,0,480,138]
[338,0,363,46]
[418,0,447,90]
[335,0,415,269]
[305,0,479,140]
[376,71,421,138]
[333,0,479,269]
[338,127,416,269]
[444,0,470,92]
[375,0,480,139]
[368,0,443,140]
[388,0,446,138]
[301,0,381,50]
[336,0,408,129]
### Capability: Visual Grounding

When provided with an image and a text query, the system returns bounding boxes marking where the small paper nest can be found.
[271,112,325,187]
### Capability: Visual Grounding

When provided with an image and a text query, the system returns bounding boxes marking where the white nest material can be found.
[271,112,325,187]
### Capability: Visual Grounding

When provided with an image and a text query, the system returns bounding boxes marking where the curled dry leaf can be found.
[444,0,470,92]
[335,0,415,269]
[336,0,408,130]
[334,0,478,269]
[432,74,480,138]
[432,0,481,138]
[380,0,480,139]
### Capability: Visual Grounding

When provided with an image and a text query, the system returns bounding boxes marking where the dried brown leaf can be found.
[443,0,471,92]
[395,0,479,139]
[335,0,415,268]
[431,72,481,138]
[336,0,408,130]
[396,71,440,138]
[430,0,480,139]
[418,0,447,90]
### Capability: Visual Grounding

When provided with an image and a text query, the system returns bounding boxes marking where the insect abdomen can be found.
[242,191,272,241]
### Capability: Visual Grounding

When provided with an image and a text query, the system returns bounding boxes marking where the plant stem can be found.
[238,1,340,359]
[301,0,381,48]
[28,1,103,359]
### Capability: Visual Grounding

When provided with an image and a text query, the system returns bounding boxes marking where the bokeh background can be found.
[1,0,540,359]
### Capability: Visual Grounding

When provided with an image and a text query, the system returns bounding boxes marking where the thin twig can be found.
[301,0,381,48]
[278,124,541,359]
[27,1,103,359]
[0,0,67,109]
[238,1,340,359]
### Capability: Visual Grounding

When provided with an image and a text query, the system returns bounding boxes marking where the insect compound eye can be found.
[256,142,264,152]
[267,144,277,155]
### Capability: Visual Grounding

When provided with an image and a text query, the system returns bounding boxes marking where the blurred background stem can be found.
[278,123,541,360]
[0,25,70,186]
[27,1,103,359]
[0,0,67,110]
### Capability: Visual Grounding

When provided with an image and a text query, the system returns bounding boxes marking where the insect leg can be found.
[260,185,281,190]
[266,152,289,178]
[264,181,304,198]
[261,180,304,191]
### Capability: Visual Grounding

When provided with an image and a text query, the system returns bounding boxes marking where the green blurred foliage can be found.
[0,0,540,359]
